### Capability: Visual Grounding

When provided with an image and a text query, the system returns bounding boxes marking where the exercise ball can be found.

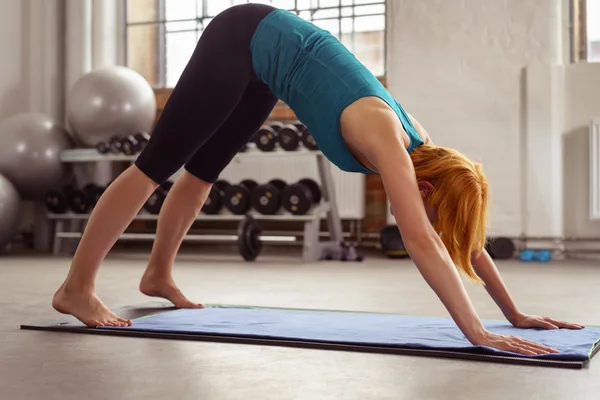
[0,113,72,198]
[66,66,157,147]
[0,174,22,250]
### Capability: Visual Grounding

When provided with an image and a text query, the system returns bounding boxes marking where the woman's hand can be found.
[472,330,559,356]
[510,313,584,330]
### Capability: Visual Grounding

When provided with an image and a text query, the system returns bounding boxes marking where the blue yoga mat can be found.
[101,306,600,362]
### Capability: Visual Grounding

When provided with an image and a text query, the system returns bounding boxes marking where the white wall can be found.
[564,62,600,237]
[386,0,566,238]
[0,1,29,120]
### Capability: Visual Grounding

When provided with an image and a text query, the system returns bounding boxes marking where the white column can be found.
[65,0,93,97]
[28,0,65,121]
[92,0,119,68]
[523,64,565,240]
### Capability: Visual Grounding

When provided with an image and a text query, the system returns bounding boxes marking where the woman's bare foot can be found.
[139,270,204,309]
[52,284,132,327]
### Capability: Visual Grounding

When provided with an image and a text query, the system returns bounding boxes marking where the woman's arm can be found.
[471,249,521,324]
[473,249,585,330]
[344,109,558,355]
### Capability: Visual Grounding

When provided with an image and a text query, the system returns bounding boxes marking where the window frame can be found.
[123,0,388,88]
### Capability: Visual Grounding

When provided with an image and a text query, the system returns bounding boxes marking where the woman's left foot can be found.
[139,271,204,308]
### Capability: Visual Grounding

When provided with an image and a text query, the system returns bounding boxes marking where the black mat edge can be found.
[20,303,593,370]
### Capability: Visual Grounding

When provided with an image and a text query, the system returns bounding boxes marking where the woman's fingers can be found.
[510,336,559,354]
[544,317,584,330]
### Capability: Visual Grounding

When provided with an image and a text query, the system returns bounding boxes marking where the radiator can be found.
[590,118,600,220]
[219,154,365,219]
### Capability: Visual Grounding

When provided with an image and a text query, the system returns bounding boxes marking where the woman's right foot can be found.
[52,284,132,327]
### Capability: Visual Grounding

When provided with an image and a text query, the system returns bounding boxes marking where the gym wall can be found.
[0,0,598,240]
[0,1,30,120]
[386,0,600,239]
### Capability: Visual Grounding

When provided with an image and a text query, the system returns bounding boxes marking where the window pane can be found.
[126,0,158,23]
[165,31,198,87]
[341,0,352,5]
[313,19,339,35]
[165,20,197,32]
[341,6,352,16]
[353,0,383,4]
[319,0,340,7]
[165,0,196,21]
[353,14,384,32]
[206,0,233,16]
[298,10,312,20]
[272,0,295,9]
[313,8,340,19]
[297,0,311,10]
[353,29,384,76]
[127,24,161,85]
[341,17,353,35]
[233,0,249,4]
[354,4,385,16]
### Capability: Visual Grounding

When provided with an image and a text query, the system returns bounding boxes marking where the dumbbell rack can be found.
[48,148,345,262]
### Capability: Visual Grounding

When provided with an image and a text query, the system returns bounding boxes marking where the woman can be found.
[52,3,582,355]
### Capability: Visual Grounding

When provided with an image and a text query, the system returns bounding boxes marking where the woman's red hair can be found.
[409,144,489,284]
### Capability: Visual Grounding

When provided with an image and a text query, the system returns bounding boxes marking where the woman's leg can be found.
[52,5,266,327]
[139,82,279,307]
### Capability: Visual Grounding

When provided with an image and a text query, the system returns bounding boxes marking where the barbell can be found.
[209,216,296,261]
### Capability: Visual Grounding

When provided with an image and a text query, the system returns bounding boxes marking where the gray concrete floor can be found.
[1,249,600,400]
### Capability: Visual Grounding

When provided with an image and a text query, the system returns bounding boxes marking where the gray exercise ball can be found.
[0,174,22,249]
[66,66,157,147]
[0,113,72,199]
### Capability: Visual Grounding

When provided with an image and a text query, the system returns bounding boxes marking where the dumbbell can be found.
[44,188,69,214]
[277,124,301,151]
[269,121,285,133]
[251,179,287,215]
[202,180,230,215]
[296,124,319,151]
[134,132,151,151]
[281,178,322,215]
[254,126,278,152]
[82,183,106,209]
[108,137,123,154]
[143,180,174,214]
[95,141,111,154]
[223,179,258,215]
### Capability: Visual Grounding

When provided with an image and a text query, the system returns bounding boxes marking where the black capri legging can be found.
[135,4,278,184]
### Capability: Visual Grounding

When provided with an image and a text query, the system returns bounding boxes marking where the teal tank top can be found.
[250,9,423,174]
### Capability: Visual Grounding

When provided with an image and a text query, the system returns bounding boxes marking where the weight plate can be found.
[254,127,277,152]
[268,179,287,192]
[251,183,282,215]
[202,186,222,214]
[240,179,258,192]
[269,121,285,133]
[67,189,90,214]
[109,138,123,154]
[281,183,312,215]
[299,127,319,150]
[143,186,168,214]
[297,178,322,204]
[486,237,515,259]
[224,184,252,215]
[44,189,68,214]
[278,126,300,151]
[237,217,262,261]
[379,225,409,259]
[95,142,110,154]
[214,180,230,194]
[82,184,105,208]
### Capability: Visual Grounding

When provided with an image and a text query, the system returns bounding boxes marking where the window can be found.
[587,0,600,61]
[125,0,386,88]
